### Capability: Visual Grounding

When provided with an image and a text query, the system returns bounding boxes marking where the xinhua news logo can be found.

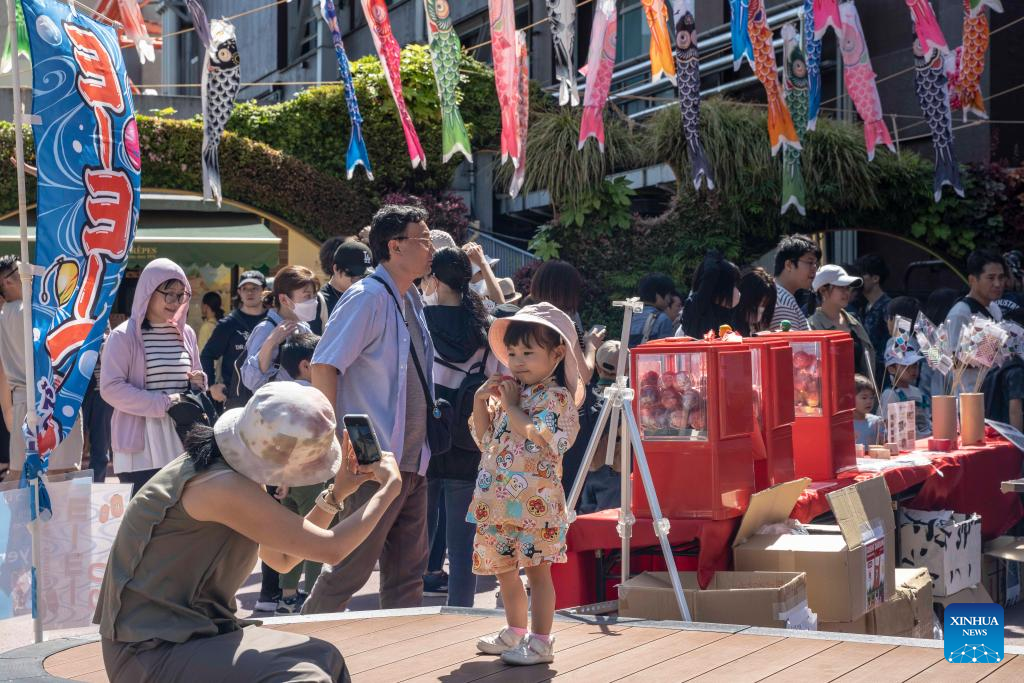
[944,604,1004,664]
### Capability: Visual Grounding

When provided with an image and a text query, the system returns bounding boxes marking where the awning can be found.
[0,212,281,270]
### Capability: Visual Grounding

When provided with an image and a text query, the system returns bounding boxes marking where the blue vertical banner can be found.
[19,0,141,515]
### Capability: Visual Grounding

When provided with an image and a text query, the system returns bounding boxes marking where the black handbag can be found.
[167,387,220,443]
[371,275,453,455]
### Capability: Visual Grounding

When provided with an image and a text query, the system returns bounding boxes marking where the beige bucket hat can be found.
[488,302,586,407]
[214,382,343,487]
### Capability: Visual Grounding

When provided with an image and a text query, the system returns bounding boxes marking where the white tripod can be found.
[565,298,692,622]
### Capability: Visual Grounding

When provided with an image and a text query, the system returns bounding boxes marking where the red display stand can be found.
[791,435,1024,539]
[743,336,796,490]
[630,338,755,520]
[765,330,857,480]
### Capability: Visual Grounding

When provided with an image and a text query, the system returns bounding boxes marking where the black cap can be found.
[333,241,374,277]
[238,270,267,288]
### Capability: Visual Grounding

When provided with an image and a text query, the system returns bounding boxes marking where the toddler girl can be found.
[469,303,584,665]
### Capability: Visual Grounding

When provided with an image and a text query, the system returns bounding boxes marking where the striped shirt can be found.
[142,323,191,394]
[769,283,809,331]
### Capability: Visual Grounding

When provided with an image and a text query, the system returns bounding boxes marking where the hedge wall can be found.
[0,117,377,242]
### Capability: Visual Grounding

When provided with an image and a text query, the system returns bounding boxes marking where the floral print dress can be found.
[467,378,580,574]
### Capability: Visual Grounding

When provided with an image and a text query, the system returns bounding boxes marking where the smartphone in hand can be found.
[343,414,383,465]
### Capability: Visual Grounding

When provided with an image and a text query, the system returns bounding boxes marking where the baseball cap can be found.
[596,340,621,374]
[238,270,267,289]
[333,240,374,276]
[884,337,923,367]
[430,230,457,252]
[812,264,862,292]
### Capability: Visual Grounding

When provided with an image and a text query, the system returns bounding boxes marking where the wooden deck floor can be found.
[30,608,1024,682]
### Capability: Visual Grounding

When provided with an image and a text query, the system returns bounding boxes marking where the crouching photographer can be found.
[93,382,402,683]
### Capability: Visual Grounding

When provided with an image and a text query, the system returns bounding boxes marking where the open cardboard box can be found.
[617,570,810,628]
[732,477,896,623]
[820,567,934,639]
[898,508,982,597]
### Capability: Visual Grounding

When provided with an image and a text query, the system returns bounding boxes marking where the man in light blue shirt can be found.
[303,205,437,614]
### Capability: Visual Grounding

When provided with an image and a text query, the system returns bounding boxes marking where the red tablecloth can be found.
[790,436,1024,539]
[554,435,1022,608]
[552,511,738,607]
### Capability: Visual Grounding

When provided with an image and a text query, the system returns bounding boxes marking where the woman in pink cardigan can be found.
[100,259,206,495]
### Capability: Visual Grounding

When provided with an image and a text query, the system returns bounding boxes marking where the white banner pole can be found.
[6,0,43,644]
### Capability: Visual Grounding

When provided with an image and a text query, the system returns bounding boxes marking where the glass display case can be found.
[792,341,824,418]
[635,352,708,441]
[630,338,756,520]
[771,331,857,480]
[744,336,797,490]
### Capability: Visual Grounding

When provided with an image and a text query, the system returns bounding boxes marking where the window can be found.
[278,0,318,70]
[616,0,651,64]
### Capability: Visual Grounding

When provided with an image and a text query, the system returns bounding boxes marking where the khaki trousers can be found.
[302,473,429,614]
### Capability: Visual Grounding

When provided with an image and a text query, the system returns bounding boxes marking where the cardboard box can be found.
[934,583,994,627]
[819,567,934,639]
[732,476,896,623]
[899,508,982,597]
[981,536,1024,607]
[617,570,810,628]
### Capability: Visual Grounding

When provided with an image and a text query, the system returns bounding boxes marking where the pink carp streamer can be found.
[362,0,426,169]
[578,0,618,152]
[839,1,895,162]
[905,0,949,62]
[509,30,530,198]
[489,0,522,164]
[813,0,842,40]
[642,0,676,81]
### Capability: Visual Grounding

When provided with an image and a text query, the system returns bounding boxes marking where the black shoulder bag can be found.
[371,275,454,455]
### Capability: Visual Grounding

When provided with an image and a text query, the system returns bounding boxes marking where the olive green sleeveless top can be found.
[94,454,259,643]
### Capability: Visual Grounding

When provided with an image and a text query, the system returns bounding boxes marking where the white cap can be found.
[812,264,862,292]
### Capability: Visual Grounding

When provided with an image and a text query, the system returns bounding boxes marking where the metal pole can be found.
[7,0,43,644]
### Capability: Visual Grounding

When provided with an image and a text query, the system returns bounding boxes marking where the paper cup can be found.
[932,395,958,441]
[958,393,985,446]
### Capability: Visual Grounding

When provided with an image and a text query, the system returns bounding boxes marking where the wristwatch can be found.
[315,484,344,515]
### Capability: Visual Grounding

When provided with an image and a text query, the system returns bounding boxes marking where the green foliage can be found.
[227,44,499,194]
[380,190,471,243]
[528,225,561,261]
[559,177,636,233]
[0,118,376,242]
[497,108,640,210]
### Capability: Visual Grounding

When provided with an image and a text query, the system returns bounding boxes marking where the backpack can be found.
[434,347,490,452]
[229,319,284,409]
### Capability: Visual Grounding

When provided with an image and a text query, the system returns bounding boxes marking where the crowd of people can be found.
[0,221,1022,679]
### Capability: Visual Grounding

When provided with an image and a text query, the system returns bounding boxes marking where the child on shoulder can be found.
[469,303,584,666]
[852,373,885,447]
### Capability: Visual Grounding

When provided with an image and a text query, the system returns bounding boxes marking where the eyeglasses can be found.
[798,258,819,270]
[156,289,190,305]
[391,236,432,246]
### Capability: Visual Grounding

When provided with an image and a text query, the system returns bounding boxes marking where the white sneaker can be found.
[477,627,523,655]
[501,634,555,666]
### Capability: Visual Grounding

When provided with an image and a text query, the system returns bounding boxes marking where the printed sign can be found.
[945,603,1004,663]
[886,400,916,452]
[0,478,129,628]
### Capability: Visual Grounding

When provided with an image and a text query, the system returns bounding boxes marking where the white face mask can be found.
[290,297,318,323]
[470,280,488,295]
[732,287,741,308]
[422,291,438,306]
